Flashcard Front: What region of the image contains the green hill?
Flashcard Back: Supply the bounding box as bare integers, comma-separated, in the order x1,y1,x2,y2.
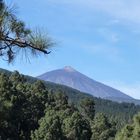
0,68,140,139
0,68,140,129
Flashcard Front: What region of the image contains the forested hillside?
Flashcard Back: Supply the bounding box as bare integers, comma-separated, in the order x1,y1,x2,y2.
0,70,140,139
1,68,140,128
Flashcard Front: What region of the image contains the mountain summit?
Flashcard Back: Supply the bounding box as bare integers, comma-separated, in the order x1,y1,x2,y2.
37,66,133,102
63,66,76,72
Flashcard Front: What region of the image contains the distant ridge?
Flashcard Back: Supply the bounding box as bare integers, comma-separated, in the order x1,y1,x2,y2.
37,66,134,103
0,67,140,105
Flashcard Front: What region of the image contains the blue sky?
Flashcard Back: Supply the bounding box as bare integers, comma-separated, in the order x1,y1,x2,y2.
1,0,140,99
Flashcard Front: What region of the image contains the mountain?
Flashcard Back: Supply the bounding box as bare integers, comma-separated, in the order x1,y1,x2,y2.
37,66,134,103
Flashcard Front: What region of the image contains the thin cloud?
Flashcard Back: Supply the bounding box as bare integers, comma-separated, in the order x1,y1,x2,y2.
48,0,140,24
81,44,121,62
97,28,120,43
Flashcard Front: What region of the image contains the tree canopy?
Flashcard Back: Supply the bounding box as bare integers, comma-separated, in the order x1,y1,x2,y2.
0,70,140,139
115,112,140,140
0,0,53,63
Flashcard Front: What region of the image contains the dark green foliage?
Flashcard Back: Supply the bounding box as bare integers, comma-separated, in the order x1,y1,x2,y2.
0,70,140,139
115,112,140,140
91,113,116,140
31,110,64,140
80,98,95,120
0,71,91,140
63,112,92,140
0,72,49,139
32,93,91,140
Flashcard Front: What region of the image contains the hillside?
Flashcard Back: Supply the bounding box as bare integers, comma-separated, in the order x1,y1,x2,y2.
0,68,140,129
0,70,120,139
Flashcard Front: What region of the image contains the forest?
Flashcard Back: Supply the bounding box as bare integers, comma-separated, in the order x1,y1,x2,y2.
0,70,140,140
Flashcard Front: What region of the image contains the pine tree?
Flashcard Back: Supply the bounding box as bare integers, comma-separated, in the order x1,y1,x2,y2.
80,98,95,120
63,112,92,140
0,0,53,63
91,113,116,140
115,112,140,140
31,110,65,140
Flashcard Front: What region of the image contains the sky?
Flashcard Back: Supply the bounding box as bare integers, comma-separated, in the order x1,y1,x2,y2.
1,0,140,99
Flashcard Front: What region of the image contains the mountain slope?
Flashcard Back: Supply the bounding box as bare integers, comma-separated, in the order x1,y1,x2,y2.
38,66,133,102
